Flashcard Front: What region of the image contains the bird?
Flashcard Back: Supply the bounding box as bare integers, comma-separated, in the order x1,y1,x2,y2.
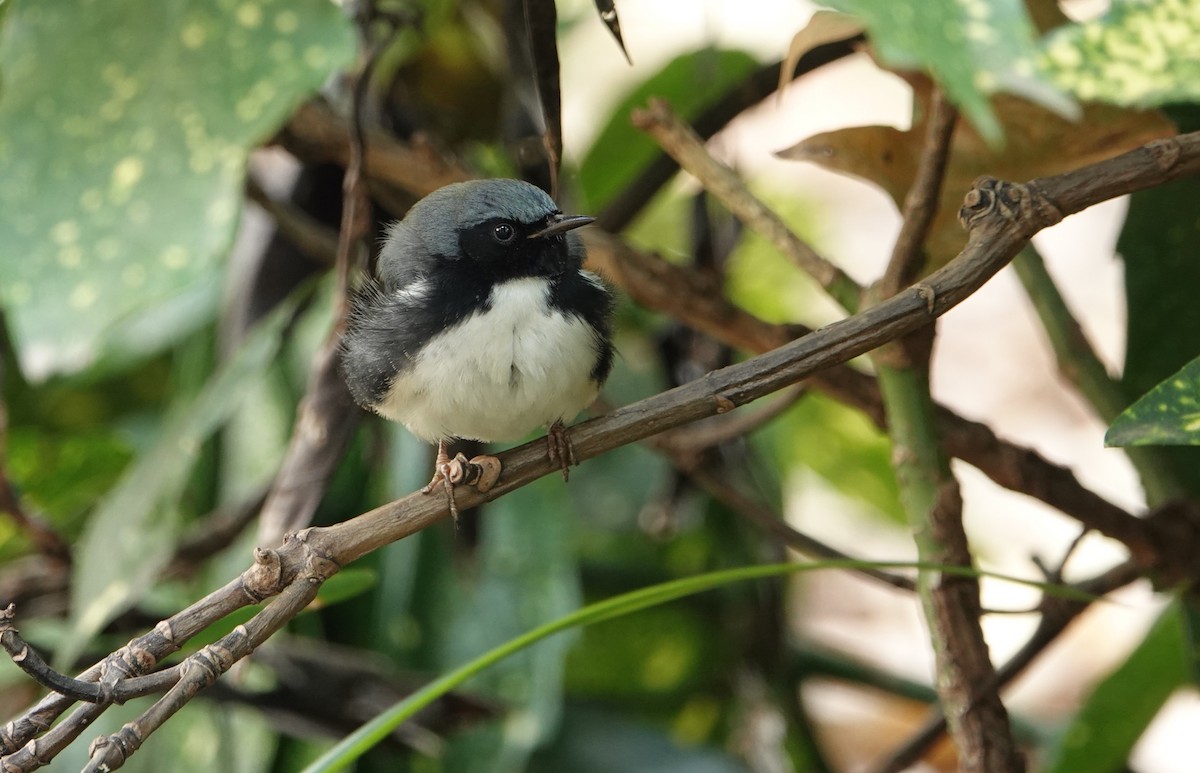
340,179,614,518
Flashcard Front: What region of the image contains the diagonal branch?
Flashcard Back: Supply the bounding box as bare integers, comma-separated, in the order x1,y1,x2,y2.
631,99,864,312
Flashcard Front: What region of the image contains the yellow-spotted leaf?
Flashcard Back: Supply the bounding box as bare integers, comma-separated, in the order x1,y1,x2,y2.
1039,0,1200,107
1107,355,1200,447
0,0,354,379
824,0,1074,145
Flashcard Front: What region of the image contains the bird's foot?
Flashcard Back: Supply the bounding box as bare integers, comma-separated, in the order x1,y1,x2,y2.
546,420,577,482
421,442,502,521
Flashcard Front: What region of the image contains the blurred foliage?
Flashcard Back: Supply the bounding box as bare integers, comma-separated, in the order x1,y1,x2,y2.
0,0,1197,771
0,0,354,378
1039,0,1200,107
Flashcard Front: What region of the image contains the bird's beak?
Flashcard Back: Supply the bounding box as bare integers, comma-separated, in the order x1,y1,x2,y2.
528,214,595,239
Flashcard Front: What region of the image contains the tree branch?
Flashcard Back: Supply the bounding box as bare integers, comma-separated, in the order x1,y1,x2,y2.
631,99,863,312
881,89,958,297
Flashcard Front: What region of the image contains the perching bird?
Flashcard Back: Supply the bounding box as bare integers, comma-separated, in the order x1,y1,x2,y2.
340,179,614,517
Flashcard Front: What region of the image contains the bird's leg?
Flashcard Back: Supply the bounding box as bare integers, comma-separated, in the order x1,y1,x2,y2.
422,439,468,520
421,440,503,521
546,419,576,481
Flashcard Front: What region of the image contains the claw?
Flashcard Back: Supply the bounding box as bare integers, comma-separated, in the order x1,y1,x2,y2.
420,442,503,521
546,420,576,481
421,441,470,520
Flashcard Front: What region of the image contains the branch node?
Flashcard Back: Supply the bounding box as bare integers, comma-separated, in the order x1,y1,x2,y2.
1147,137,1182,169
914,283,936,313
959,177,1064,236
153,620,176,646
243,547,284,601
714,394,736,414
86,724,142,772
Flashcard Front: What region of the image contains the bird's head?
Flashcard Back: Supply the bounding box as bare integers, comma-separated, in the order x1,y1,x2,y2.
378,179,593,288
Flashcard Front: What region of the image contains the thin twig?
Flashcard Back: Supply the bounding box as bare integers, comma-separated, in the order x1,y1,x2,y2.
598,37,863,232
874,86,1013,770
683,464,916,593
631,99,863,312
881,89,958,297
654,385,807,453
276,100,473,198
0,606,102,703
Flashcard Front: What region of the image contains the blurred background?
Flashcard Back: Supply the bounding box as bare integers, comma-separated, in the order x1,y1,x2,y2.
1,0,1197,770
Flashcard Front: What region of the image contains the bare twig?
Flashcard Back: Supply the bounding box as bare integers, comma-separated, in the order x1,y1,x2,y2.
875,85,1015,771
631,99,863,312
598,37,863,232
653,385,807,453
276,100,473,198
680,463,917,593
880,90,959,297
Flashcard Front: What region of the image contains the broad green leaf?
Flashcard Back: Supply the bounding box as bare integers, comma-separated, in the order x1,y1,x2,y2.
578,48,759,212
0,0,354,379
1044,599,1189,773
1107,355,1200,446
1039,0,1200,107
825,0,1075,144
61,295,301,668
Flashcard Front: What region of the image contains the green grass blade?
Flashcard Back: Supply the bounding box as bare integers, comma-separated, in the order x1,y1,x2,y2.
303,559,1094,772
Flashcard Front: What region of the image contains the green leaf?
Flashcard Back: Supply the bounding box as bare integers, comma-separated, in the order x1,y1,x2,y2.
577,48,759,212
61,294,301,668
1043,599,1189,773
1039,0,1200,107
1107,355,1200,446
825,0,1075,144
0,0,354,378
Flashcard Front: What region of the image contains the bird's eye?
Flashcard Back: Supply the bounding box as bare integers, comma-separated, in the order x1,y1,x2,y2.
492,222,516,244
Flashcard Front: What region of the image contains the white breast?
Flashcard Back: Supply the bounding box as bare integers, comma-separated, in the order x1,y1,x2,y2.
376,277,602,443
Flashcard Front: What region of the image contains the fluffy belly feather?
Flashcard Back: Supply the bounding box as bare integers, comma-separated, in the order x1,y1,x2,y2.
376,277,601,443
